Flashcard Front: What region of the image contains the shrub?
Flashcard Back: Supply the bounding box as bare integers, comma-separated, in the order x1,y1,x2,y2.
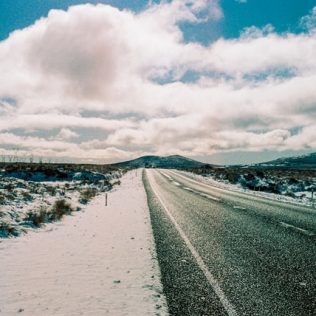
6,192,16,201
284,191,296,198
46,186,57,196
3,183,14,192
79,188,97,204
24,207,48,227
21,191,33,201
29,184,40,194
0,193,6,205
50,199,74,220
0,221,19,237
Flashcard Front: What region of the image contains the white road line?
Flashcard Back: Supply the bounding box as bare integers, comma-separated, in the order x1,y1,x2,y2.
199,192,220,202
233,206,246,210
184,187,195,192
161,171,220,201
161,172,172,180
183,187,220,202
147,171,238,316
167,170,223,191
279,222,315,236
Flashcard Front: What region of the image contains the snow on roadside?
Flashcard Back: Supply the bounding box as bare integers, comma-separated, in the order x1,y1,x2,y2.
177,170,316,208
0,170,168,316
0,170,120,237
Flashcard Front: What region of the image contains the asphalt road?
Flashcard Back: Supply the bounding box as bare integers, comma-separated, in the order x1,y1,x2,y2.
143,169,316,316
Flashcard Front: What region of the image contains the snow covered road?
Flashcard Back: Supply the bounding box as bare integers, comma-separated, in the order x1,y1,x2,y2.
0,170,168,316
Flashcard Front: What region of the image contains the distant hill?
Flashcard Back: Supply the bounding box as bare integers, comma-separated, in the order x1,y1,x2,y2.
112,155,208,169
258,152,316,169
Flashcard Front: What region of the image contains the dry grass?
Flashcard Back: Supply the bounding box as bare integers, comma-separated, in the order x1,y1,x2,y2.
24,207,49,227
0,221,19,237
50,199,74,220
79,188,98,204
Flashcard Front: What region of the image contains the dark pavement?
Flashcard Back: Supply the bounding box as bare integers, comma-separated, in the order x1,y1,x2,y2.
143,169,316,316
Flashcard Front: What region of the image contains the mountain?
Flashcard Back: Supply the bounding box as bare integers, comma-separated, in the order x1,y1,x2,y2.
258,152,316,169
112,155,208,169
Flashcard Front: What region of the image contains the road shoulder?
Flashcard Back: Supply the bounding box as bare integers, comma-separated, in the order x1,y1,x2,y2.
0,170,168,316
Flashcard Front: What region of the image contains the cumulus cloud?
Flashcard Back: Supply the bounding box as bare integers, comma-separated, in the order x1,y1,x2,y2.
300,6,316,32
56,128,79,140
0,2,316,162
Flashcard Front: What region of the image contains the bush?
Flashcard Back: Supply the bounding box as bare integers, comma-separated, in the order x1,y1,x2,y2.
50,199,74,220
0,221,19,237
46,186,57,196
284,191,296,198
0,193,6,205
79,188,97,204
3,183,14,192
21,191,33,201
24,207,48,227
6,192,16,201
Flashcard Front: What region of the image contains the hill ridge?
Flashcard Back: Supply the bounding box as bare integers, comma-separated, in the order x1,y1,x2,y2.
257,152,316,168
112,154,208,169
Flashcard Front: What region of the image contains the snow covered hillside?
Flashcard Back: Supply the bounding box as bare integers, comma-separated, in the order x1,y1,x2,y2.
0,167,122,238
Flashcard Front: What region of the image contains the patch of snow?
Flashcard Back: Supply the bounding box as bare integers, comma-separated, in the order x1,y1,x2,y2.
72,171,105,181
0,170,168,315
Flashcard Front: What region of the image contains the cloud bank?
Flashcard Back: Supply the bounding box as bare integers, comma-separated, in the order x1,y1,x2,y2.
0,1,316,163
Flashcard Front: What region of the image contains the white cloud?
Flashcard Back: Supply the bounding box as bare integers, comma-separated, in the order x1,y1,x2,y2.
300,6,316,32
56,128,78,140
0,2,316,162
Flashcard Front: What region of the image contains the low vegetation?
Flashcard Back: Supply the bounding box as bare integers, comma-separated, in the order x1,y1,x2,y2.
79,188,98,204
24,207,49,227
0,162,126,238
0,221,20,238
181,165,316,201
50,199,74,220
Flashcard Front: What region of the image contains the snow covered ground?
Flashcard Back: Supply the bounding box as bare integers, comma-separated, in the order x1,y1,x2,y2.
0,170,168,316
0,170,121,237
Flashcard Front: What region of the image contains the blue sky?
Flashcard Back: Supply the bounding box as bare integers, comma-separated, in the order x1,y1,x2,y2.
1,0,316,41
1,0,316,164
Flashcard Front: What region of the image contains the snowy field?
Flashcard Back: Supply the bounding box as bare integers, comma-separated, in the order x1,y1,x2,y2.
0,170,168,316
0,170,121,238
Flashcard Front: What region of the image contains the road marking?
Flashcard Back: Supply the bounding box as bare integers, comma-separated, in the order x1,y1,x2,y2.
161,172,219,199
167,169,222,191
184,187,195,192
279,222,315,236
148,171,238,316
199,192,220,202
183,186,220,201
233,206,246,210
160,172,172,180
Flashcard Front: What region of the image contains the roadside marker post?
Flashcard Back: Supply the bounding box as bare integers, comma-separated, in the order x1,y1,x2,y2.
105,193,108,206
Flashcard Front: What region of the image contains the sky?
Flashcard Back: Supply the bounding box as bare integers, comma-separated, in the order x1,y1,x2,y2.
1,0,316,164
